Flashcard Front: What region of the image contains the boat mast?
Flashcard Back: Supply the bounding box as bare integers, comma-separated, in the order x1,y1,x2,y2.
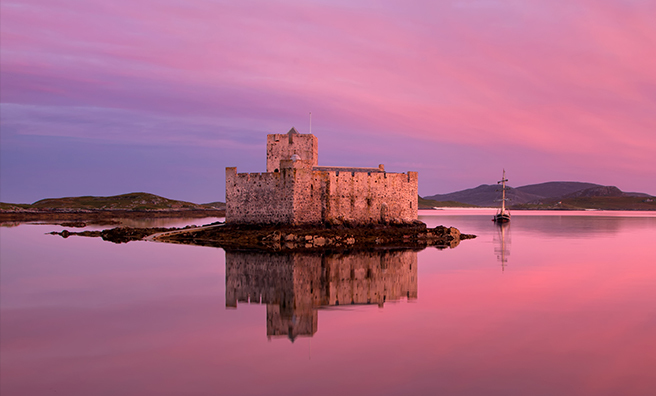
500,169,508,213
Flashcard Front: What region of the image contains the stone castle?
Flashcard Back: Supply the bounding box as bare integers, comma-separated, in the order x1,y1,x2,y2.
226,128,418,225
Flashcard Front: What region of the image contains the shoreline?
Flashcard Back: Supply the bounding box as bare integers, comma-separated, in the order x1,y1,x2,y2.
0,209,225,223
426,206,656,211
51,222,476,252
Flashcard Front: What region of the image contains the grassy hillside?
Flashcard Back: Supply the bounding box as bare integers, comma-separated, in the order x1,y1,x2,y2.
424,184,543,207
30,193,201,210
0,202,32,210
2,193,225,211
515,182,601,197
201,201,227,210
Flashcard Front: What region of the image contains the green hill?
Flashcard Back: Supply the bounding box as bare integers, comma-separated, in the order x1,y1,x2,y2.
0,202,32,211
2,193,225,212
201,201,227,210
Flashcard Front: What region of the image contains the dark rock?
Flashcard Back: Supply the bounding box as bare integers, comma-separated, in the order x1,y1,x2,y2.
49,222,476,251
159,223,476,252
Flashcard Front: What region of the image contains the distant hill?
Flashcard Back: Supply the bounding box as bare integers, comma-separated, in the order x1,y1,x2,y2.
515,182,601,197
560,186,623,199
623,191,652,197
1,193,225,212
0,202,31,211
201,201,227,210
424,182,655,210
424,184,544,207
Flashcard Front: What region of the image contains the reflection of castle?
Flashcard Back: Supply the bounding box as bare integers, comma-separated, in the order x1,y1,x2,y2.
225,250,418,341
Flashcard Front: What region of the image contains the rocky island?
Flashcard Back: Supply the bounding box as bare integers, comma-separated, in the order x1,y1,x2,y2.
51,221,475,251
49,128,476,251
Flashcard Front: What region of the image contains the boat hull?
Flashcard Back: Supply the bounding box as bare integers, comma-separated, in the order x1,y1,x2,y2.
493,213,511,223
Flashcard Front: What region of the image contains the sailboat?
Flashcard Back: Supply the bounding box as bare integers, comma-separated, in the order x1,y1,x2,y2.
493,170,511,223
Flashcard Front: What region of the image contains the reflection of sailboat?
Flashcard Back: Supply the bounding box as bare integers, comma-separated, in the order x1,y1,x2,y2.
493,169,511,223
225,250,417,342
493,222,511,271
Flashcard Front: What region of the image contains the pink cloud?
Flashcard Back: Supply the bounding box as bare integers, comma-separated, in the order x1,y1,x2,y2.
2,0,655,198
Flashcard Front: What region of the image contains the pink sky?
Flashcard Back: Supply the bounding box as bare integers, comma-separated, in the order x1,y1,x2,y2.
1,0,655,202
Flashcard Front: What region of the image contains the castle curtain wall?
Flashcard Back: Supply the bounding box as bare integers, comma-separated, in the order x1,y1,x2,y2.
318,170,418,225
225,167,295,224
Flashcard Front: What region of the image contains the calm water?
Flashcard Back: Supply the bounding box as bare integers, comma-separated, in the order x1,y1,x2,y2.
1,211,655,395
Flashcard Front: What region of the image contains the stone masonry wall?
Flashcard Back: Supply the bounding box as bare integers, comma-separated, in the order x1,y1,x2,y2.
226,167,418,225
225,167,295,224
315,170,418,225
266,130,318,172
288,160,323,225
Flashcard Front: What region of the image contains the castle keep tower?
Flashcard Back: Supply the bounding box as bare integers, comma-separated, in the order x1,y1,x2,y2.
226,128,418,225
266,127,318,172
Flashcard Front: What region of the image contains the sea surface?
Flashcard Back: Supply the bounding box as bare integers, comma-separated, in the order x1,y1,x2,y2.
1,211,655,395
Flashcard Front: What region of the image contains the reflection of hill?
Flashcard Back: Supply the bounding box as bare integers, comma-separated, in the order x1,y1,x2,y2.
506,215,656,238
225,250,417,341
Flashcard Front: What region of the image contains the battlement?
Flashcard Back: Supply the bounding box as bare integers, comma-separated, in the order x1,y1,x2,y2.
314,164,385,173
